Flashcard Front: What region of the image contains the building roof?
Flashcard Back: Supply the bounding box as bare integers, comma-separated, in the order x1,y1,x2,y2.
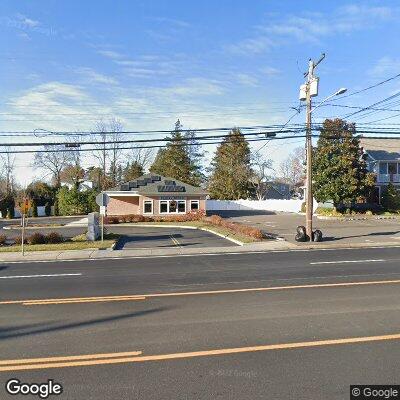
359,138,400,161
106,174,208,196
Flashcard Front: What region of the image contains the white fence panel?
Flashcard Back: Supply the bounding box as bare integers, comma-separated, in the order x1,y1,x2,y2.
206,199,315,213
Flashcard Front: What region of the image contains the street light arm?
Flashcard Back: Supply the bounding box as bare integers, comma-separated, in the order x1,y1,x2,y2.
309,88,347,114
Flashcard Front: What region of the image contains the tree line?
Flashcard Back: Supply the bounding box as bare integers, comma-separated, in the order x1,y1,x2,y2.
0,117,382,217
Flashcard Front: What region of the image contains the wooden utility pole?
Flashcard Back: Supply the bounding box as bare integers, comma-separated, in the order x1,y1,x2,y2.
304,54,325,240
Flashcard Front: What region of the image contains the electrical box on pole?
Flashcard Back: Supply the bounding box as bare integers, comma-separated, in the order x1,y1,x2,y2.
310,77,319,97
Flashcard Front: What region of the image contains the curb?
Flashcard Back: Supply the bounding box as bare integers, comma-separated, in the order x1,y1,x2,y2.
198,227,244,246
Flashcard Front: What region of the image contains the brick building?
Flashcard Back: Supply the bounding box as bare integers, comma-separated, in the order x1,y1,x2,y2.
103,174,207,216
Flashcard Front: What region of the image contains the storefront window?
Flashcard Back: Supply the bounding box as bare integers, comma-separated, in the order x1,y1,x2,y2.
160,201,168,213
144,201,153,214
169,200,177,213
159,199,187,214
190,200,199,211
178,200,186,213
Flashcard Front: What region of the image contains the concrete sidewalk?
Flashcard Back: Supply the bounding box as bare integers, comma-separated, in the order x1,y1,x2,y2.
1,239,400,262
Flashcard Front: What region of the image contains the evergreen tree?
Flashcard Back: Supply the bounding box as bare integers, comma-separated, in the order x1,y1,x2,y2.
382,182,400,211
208,128,252,199
313,118,375,208
150,120,201,185
123,161,144,181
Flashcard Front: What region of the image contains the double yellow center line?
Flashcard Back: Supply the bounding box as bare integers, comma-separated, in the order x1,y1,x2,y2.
2,278,400,306
2,333,400,372
0,351,142,372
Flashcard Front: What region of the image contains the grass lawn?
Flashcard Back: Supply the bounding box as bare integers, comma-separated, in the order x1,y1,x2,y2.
0,234,119,253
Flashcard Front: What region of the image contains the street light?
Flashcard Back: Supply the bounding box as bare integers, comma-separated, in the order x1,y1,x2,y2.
309,88,347,114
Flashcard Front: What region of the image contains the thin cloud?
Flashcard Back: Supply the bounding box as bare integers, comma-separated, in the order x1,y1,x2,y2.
368,57,400,78
75,67,119,85
228,4,396,55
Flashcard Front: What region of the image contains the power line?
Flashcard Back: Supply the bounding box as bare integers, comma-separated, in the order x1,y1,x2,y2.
0,129,304,148
330,72,400,102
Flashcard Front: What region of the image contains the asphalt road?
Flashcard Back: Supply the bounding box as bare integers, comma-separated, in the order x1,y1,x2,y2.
1,247,400,399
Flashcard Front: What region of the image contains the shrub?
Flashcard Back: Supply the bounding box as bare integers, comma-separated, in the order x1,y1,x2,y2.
27,232,46,245
45,232,64,244
0,234,6,245
71,233,87,242
203,215,263,239
14,236,27,245
105,216,119,224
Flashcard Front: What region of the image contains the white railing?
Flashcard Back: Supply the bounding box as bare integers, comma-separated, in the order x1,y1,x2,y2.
377,174,400,183
378,174,390,183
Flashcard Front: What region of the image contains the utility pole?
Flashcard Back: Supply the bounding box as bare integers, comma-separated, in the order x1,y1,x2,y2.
303,53,325,241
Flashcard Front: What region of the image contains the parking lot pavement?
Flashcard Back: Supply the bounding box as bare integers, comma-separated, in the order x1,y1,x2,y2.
213,211,400,245
111,226,237,250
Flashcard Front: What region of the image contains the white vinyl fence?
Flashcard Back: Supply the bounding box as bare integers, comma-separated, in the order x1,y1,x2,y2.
206,199,317,213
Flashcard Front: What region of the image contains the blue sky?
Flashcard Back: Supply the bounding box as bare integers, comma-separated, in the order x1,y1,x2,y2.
1,1,400,184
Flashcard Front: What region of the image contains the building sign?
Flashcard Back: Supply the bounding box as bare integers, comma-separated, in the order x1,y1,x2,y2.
160,196,185,200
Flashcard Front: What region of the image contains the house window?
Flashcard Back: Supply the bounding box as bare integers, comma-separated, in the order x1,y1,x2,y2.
388,163,398,175
143,200,153,214
190,200,199,211
160,201,168,213
379,162,388,174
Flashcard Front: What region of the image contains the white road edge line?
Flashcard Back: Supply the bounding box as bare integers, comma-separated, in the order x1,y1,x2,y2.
1,246,400,265
0,273,82,279
310,259,385,265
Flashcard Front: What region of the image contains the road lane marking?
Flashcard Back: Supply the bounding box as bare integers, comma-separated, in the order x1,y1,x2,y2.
0,351,142,366
1,333,400,372
23,296,146,305
2,279,400,306
310,259,386,265
0,273,82,279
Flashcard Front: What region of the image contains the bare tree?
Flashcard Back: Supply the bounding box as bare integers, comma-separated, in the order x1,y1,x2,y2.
34,145,72,188
0,148,16,195
108,118,124,186
250,152,274,200
92,118,124,189
125,147,154,172
279,146,305,187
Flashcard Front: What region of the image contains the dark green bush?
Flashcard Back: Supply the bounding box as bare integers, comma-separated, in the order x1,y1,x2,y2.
44,202,52,216
31,199,38,218
28,232,46,245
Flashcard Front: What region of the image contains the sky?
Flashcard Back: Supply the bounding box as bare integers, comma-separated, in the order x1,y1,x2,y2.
1,0,400,185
